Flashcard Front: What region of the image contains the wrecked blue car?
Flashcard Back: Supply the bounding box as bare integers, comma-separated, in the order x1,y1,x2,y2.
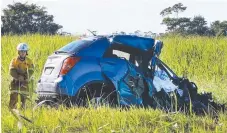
37,35,224,114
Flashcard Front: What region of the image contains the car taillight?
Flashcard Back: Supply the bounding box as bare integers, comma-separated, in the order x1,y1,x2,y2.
60,57,80,75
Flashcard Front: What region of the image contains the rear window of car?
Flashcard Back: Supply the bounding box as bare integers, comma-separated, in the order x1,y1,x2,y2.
56,40,94,54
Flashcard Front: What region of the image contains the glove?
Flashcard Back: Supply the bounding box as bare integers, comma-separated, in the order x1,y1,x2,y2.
17,69,26,75
18,75,25,81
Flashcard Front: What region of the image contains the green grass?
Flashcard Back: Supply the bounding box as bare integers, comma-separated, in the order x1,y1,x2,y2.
2,107,227,133
161,36,227,81
1,34,227,132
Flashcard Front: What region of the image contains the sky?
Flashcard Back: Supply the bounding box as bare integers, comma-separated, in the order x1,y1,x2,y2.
1,0,227,35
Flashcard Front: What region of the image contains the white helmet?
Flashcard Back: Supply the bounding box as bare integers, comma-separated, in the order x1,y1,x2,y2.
17,43,29,51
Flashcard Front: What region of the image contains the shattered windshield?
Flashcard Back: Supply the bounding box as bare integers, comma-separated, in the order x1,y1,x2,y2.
153,65,179,93
149,59,180,93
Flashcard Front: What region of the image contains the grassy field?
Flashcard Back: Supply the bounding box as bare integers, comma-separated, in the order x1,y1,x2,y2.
1,34,227,132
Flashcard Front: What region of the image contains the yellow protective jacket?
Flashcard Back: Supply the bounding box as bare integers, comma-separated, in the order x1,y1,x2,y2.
9,56,34,81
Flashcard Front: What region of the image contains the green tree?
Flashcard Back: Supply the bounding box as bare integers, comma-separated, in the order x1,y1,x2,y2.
210,21,227,36
160,3,190,34
160,3,215,36
162,17,190,33
160,7,172,17
172,3,187,18
1,2,62,35
162,17,178,32
220,21,227,30
188,16,209,35
160,3,187,18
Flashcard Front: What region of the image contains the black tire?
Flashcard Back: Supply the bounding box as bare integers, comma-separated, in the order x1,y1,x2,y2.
68,82,118,107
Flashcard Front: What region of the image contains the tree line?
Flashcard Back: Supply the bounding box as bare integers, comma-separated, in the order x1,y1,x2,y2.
1,2,62,35
160,3,227,36
1,2,226,36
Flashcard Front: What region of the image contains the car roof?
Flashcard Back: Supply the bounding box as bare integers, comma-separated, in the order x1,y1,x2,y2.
110,35,155,51
74,35,155,57
82,35,155,51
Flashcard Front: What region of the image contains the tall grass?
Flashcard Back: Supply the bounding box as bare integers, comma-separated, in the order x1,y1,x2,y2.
1,35,227,132
161,36,227,81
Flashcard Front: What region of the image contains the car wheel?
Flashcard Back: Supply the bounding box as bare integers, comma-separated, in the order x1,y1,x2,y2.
70,82,118,107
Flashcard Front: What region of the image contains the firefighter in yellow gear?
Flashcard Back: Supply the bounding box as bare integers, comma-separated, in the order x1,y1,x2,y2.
9,43,34,109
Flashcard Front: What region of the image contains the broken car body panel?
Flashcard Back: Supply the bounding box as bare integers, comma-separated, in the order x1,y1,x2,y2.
37,35,185,106
111,35,155,51
100,58,144,105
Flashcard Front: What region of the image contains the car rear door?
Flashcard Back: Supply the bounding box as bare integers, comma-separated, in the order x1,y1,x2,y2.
100,57,145,106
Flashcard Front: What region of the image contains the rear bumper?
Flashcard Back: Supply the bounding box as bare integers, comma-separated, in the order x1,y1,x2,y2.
36,81,71,103
36,82,59,102
37,81,76,96
36,92,73,106
37,75,78,97
37,82,58,94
